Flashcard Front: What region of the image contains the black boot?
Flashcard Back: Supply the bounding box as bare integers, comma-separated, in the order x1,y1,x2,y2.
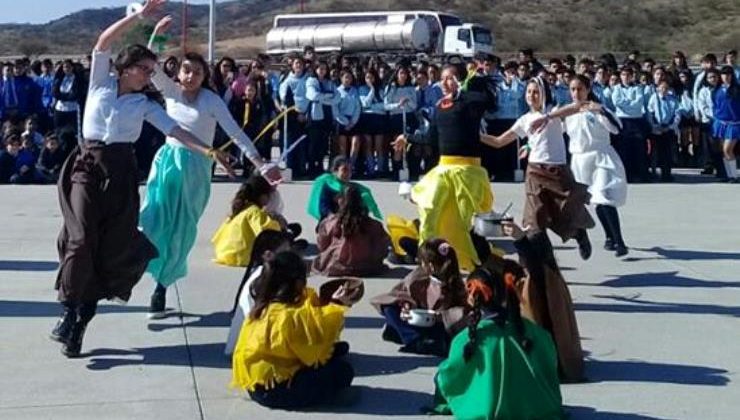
148,284,167,320
61,320,88,358
575,229,592,260
50,306,76,343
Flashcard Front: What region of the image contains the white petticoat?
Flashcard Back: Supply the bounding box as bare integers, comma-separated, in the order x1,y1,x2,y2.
570,147,627,207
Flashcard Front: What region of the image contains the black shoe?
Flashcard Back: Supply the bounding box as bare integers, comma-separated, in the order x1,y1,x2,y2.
615,245,629,257
287,222,302,239
50,308,76,343
399,237,419,260
576,231,592,260
148,291,167,320
400,338,447,357
333,341,350,357
701,167,714,175
603,238,616,251
61,321,88,358
381,324,404,345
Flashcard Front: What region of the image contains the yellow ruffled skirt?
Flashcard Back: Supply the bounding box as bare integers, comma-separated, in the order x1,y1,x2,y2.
411,156,494,271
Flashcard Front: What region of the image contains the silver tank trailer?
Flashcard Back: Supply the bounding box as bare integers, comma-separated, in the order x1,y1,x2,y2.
266,19,431,55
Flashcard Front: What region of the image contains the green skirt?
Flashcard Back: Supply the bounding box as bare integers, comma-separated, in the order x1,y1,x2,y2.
140,142,212,287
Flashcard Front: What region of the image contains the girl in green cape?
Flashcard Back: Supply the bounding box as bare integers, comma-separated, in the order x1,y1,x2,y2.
432,263,564,419
307,156,382,223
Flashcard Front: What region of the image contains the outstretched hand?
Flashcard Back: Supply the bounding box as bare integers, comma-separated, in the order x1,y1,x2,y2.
140,0,167,18
153,15,173,34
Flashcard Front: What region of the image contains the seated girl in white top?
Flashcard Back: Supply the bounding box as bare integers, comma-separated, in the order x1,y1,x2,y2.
481,77,595,261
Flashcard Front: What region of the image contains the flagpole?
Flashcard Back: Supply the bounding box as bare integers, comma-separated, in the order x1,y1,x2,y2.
208,0,216,63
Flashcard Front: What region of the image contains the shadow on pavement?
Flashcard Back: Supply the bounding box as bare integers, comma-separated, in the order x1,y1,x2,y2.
566,406,672,419
575,294,740,317
86,342,230,370
348,352,439,377
586,359,729,386
0,260,59,271
308,385,432,416
0,300,148,317
147,311,231,331
625,247,740,262
570,271,740,289
344,316,385,329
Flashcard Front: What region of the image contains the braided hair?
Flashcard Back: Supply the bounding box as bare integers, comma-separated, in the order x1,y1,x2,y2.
462,260,531,363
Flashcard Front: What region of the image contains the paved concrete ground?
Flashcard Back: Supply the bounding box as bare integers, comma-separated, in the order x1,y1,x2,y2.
1,170,738,419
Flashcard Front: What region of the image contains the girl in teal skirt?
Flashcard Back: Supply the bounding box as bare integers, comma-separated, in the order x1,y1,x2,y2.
140,17,281,319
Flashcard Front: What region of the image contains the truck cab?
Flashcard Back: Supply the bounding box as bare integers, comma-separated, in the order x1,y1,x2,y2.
442,24,494,57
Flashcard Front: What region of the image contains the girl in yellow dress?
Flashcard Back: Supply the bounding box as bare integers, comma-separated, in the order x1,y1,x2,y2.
231,251,357,409
211,175,280,267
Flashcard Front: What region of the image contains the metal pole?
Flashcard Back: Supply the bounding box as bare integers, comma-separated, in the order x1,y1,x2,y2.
208,0,216,64
182,0,188,54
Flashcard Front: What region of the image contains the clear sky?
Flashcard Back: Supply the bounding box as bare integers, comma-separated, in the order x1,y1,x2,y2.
0,1,212,24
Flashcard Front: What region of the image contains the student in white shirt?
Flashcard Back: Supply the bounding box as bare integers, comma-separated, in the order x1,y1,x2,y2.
481,77,595,261
140,15,282,320
560,75,628,257
53,0,232,358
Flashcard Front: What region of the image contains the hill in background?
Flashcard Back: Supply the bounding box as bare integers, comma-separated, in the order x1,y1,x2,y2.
0,0,737,61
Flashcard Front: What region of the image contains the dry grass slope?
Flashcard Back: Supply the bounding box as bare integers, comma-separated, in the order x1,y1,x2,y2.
0,0,737,59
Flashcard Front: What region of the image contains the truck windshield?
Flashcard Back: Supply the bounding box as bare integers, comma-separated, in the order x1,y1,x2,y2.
473,28,493,45
439,14,462,29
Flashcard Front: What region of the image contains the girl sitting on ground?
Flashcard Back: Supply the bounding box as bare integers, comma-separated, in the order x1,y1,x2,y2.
211,175,281,267
371,239,467,357
313,185,391,276
430,266,564,419
224,230,293,357
307,156,382,225
231,251,357,409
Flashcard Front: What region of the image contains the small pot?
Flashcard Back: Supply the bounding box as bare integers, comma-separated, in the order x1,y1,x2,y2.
473,212,513,238
407,309,438,327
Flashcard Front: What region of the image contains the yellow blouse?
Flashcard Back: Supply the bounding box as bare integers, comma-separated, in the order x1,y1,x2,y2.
231,288,347,391
211,205,281,267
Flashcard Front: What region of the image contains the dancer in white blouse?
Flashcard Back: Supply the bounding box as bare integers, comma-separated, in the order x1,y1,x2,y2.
562,75,628,256
52,0,232,357
482,78,595,260
140,16,281,319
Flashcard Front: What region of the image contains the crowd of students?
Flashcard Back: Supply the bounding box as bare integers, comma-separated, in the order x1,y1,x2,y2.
36,2,739,417
3,47,739,184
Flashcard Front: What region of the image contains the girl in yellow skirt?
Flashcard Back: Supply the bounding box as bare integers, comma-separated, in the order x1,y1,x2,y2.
231,251,357,409
392,65,497,271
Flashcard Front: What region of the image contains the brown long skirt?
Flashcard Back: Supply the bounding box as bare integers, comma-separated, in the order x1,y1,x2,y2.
523,163,595,241
55,142,158,304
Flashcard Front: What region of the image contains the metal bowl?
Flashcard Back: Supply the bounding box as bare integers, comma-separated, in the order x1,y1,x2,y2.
473,212,512,238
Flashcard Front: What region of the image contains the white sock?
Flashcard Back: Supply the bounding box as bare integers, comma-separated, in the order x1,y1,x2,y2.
724,159,738,179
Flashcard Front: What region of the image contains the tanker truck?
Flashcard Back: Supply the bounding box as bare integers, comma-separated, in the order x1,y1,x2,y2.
265,10,494,59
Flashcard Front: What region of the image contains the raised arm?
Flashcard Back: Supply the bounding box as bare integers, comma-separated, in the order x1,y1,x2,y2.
147,15,179,98
94,0,165,52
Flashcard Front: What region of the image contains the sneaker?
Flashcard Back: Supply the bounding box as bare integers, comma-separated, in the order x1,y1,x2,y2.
148,291,167,320
615,245,629,257
400,338,447,357
603,238,616,251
